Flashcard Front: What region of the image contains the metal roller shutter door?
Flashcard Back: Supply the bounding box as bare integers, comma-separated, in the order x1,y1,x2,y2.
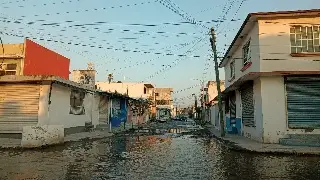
230,91,236,118
0,84,40,133
286,76,320,128
240,82,255,127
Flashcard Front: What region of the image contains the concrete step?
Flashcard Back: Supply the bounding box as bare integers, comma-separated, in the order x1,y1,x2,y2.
279,134,320,147
96,124,110,130
289,134,320,141
279,138,320,147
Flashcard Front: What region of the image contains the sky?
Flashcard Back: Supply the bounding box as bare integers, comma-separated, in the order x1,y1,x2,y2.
0,0,319,107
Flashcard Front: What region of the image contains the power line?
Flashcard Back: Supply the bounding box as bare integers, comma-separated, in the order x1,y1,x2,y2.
173,83,202,94
2,1,155,16
0,16,242,28
0,18,205,39
158,0,209,31
1,0,79,6
1,13,207,74
2,31,203,58
216,0,238,29
217,0,247,34
143,37,208,81
114,37,204,71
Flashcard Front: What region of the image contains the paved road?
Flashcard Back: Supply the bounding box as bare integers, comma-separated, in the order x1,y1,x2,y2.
0,120,320,180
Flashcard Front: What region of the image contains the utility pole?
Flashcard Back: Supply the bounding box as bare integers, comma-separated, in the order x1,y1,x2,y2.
201,80,205,124
210,27,225,137
192,93,198,119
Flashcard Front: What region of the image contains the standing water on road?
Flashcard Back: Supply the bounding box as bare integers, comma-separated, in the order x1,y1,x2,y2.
1,121,320,180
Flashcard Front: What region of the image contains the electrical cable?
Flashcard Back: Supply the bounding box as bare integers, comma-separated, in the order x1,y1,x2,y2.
2,1,156,16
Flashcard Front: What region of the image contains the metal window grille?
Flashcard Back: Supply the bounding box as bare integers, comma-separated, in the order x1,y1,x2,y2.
230,61,235,78
290,25,320,53
242,39,251,65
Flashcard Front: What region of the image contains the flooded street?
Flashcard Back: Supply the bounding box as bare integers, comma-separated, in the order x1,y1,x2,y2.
1,120,320,180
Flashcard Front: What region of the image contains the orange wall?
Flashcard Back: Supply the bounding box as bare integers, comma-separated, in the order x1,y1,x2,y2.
23,39,70,79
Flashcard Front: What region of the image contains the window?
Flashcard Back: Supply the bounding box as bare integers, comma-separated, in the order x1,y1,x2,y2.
0,63,17,76
290,25,320,53
70,90,85,107
242,39,251,66
230,61,235,79
156,100,169,105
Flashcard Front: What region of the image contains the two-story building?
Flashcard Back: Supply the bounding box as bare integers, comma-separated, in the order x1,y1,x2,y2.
0,38,70,79
154,88,174,119
204,81,225,105
219,9,320,145
204,81,225,123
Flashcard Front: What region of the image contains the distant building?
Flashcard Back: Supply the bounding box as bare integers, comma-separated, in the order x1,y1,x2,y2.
96,82,154,99
0,38,70,79
154,88,174,118
154,88,173,105
72,70,96,88
204,81,225,105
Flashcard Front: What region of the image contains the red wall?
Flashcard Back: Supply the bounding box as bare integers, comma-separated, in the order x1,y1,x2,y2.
23,39,70,79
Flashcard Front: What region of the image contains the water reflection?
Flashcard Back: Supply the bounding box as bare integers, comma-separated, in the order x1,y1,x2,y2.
0,134,320,180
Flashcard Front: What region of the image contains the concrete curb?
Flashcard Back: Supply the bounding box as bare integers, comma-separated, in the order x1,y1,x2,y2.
0,131,114,150
202,127,320,156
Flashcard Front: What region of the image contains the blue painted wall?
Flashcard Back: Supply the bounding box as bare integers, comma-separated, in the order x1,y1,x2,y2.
111,98,128,128
226,117,242,135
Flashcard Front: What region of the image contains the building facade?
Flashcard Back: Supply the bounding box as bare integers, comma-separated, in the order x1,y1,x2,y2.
218,9,320,144
204,81,225,104
0,75,98,135
96,82,154,99
0,38,70,79
72,69,96,88
204,81,225,123
0,75,150,147
154,88,174,118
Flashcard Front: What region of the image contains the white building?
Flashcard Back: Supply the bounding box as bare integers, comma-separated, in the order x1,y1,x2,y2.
0,75,104,147
217,9,320,144
96,82,154,99
205,81,225,104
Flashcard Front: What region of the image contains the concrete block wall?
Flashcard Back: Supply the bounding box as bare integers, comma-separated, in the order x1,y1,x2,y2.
21,125,64,148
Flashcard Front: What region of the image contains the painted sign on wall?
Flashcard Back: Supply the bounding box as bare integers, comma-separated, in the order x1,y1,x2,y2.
69,90,85,115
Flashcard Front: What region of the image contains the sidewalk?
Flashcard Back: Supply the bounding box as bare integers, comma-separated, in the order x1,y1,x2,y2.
205,125,320,156
0,130,113,149
64,130,113,143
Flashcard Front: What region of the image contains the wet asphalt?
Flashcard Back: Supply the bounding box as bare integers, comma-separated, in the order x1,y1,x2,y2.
0,119,320,180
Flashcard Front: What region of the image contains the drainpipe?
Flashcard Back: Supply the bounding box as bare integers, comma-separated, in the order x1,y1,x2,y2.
46,81,54,125
48,82,54,108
